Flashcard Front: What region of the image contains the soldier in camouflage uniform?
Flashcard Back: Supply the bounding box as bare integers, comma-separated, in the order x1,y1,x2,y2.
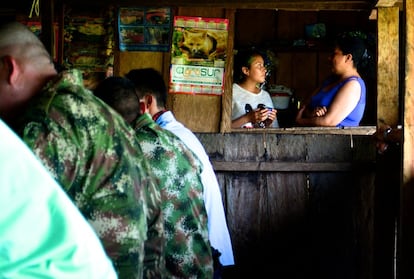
0,22,165,279
94,77,214,279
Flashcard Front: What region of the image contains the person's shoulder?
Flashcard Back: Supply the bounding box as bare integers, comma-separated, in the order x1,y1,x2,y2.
158,125,182,142
260,88,271,95
167,122,209,156
338,77,365,99
232,83,245,94
140,121,180,150
354,76,366,86
343,76,364,88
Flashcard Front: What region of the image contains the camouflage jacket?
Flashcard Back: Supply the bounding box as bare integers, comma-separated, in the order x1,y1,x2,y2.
18,69,163,279
132,113,213,279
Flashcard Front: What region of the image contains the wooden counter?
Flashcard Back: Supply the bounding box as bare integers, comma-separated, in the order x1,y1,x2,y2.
196,131,379,279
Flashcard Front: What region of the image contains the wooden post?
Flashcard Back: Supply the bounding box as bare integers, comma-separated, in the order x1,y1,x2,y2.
40,0,55,59
375,5,400,279
401,0,414,278
403,0,414,178
221,8,235,133
377,7,400,127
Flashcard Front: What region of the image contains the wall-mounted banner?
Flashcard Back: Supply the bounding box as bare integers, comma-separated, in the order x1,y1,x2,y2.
170,16,228,95
118,7,171,52
170,65,225,94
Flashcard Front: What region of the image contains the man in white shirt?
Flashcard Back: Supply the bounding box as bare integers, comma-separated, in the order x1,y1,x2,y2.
126,68,235,273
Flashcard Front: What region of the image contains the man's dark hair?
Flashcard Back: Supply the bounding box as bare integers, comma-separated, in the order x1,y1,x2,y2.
93,76,140,124
125,68,167,108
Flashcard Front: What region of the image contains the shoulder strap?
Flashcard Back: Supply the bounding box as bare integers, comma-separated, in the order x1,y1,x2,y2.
339,76,360,88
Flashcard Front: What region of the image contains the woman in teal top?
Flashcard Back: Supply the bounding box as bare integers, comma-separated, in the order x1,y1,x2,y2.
296,32,370,127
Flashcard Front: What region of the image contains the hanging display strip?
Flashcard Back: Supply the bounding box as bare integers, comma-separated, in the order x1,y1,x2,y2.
118,7,171,52
170,16,228,95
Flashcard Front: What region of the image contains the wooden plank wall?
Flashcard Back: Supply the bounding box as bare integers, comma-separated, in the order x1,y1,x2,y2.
196,132,376,279
272,11,320,101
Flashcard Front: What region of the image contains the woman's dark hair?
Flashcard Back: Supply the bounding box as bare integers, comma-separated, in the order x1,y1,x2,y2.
233,48,266,84
335,31,371,70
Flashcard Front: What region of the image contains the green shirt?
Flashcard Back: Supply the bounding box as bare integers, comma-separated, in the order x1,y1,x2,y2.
18,69,162,279
0,119,117,279
132,113,213,279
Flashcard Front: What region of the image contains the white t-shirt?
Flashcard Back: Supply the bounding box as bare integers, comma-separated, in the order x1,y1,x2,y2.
232,83,279,128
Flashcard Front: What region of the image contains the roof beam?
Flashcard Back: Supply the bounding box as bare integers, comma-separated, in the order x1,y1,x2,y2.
375,0,403,8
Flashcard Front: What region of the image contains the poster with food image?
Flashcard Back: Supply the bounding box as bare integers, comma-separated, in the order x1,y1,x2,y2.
118,7,171,51
64,16,109,72
170,16,228,95
63,7,115,90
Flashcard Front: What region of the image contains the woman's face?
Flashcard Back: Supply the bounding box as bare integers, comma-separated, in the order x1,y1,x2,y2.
329,47,348,75
244,55,267,84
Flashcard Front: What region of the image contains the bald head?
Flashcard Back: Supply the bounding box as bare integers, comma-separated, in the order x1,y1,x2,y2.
0,21,52,65
0,21,56,125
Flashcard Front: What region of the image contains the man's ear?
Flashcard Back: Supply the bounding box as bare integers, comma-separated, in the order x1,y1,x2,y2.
146,94,153,107
139,101,146,114
2,55,18,85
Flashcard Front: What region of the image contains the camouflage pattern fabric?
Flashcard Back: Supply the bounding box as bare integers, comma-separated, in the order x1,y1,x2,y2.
142,171,166,278
18,69,163,279
132,112,213,279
